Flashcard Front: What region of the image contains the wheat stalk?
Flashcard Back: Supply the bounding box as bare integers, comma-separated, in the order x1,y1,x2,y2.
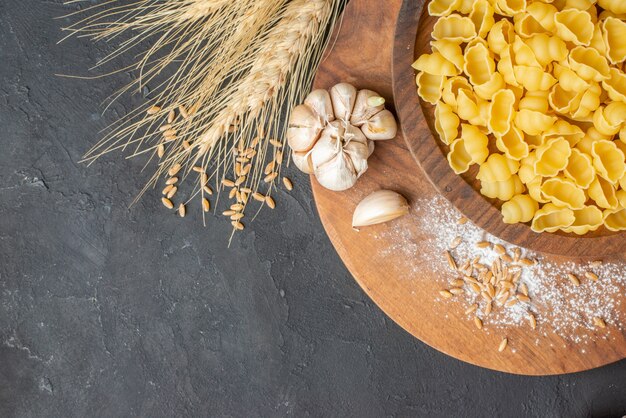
61,0,345,232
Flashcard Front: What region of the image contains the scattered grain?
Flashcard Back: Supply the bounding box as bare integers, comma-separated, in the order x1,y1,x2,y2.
474,316,483,330
450,236,462,249
166,177,178,185
147,105,161,115
567,273,581,287
231,221,244,231
168,163,182,176
465,304,478,315
202,198,210,212
444,251,457,270
265,196,276,209
439,290,453,299
166,186,178,199
476,241,491,249
264,172,278,183
498,338,508,352
222,179,236,188
585,272,599,282
593,317,607,329
178,203,186,217
161,197,174,209
283,177,293,191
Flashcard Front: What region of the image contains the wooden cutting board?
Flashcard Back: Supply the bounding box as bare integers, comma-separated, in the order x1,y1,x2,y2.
311,0,626,375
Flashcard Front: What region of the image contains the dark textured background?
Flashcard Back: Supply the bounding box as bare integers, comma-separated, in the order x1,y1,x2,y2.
1,1,625,417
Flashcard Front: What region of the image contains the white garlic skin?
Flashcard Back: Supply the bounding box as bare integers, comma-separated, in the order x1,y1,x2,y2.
350,89,385,126
330,83,357,121
305,89,335,124
314,152,359,191
352,190,409,227
292,150,314,174
287,104,324,152
360,109,397,140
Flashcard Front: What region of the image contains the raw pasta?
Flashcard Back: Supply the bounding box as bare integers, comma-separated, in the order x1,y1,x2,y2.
414,0,626,234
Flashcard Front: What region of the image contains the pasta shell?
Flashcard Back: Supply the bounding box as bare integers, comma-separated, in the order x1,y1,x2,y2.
540,177,586,209
496,126,529,160
519,90,549,113
488,89,516,136
501,194,539,223
542,120,585,147
480,175,524,201
591,140,626,184
464,43,496,86
441,76,472,109
555,9,594,46
526,2,557,32
461,124,489,164
534,137,571,177
592,105,624,136
470,0,496,38
519,153,538,184
416,72,446,105
495,0,527,17
602,17,626,65
515,109,557,136
428,0,463,16
514,66,557,91
512,36,541,68
474,72,505,100
487,20,516,55
447,138,473,174
524,34,568,68
477,153,520,183
588,176,619,209
431,39,465,72
577,127,611,154
565,148,596,189
589,23,607,56
432,14,477,42
602,68,626,104
549,84,582,115
531,203,575,233
527,176,548,203
553,63,590,92
566,206,604,235
598,0,626,14
604,208,626,231
568,47,610,82
412,52,460,77
434,102,460,145
514,13,545,38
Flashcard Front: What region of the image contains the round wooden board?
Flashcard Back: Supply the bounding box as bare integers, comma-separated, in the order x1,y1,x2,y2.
311,0,626,375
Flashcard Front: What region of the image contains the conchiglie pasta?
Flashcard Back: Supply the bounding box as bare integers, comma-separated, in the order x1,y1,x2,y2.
603,208,626,231
591,140,626,183
534,137,572,176
501,194,539,223
460,124,489,164
477,153,520,183
435,101,460,145
412,52,459,77
415,0,626,234
568,47,611,82
470,0,496,38
602,17,626,64
524,34,568,68
588,176,619,208
540,177,587,209
416,72,445,105
515,109,557,135
496,126,530,160
447,137,473,174
480,175,524,200
488,89,516,136
554,9,594,46
464,43,495,86
526,2,558,33
514,66,557,91
432,14,477,42
531,203,576,233
431,39,465,72
428,0,462,17
565,206,604,234
441,77,472,109
487,20,516,55
602,68,626,104
598,0,626,16
565,148,596,188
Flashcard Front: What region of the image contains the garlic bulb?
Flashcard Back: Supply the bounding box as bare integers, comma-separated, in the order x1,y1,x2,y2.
311,122,370,191
288,82,398,191
352,190,409,227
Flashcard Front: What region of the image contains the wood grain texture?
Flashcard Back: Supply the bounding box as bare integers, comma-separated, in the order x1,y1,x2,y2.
393,2,626,258
311,0,626,374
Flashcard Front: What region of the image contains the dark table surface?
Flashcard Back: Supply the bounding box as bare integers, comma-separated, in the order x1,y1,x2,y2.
1,1,625,417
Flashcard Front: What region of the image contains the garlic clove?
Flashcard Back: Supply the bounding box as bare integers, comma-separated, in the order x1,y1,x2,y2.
350,89,385,126
352,190,410,227
305,89,335,124
310,121,341,170
287,104,324,152
360,109,398,141
314,151,358,191
330,83,357,121
343,125,369,177
367,139,375,157
292,150,314,174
